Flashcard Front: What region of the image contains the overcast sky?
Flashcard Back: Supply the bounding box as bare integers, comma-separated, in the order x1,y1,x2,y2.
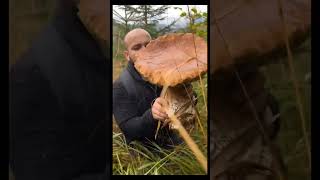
113,5,207,27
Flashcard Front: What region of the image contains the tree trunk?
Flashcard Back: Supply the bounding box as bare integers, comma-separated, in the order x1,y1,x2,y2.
144,5,148,28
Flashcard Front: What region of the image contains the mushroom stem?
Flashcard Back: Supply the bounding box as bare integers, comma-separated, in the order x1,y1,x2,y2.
154,85,208,173
154,85,169,140
160,85,169,97
168,112,208,173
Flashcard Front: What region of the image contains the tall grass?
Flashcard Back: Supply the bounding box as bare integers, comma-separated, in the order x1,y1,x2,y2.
263,37,311,180
113,119,207,175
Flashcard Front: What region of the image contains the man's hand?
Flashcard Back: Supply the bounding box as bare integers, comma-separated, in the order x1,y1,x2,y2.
152,97,168,122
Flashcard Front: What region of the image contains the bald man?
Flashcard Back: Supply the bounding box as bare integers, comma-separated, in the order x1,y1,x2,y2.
123,29,169,122
113,29,191,149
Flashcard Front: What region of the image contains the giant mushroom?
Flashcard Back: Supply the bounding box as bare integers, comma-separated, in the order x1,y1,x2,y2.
131,33,208,173
210,0,310,179
211,0,311,75
77,0,110,52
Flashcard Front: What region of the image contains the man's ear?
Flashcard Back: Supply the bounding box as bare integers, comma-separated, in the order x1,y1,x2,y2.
124,51,129,61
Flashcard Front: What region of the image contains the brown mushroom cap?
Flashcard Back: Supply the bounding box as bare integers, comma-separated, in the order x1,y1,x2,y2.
132,33,208,87
211,0,311,75
77,0,110,42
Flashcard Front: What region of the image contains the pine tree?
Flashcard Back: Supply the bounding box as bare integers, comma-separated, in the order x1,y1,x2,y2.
113,5,138,34
133,5,170,37
113,5,178,38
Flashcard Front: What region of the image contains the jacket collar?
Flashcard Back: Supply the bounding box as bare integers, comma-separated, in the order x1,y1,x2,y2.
126,60,162,94
126,61,144,82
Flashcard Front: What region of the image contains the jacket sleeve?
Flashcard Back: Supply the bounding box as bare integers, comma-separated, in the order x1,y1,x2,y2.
112,81,157,143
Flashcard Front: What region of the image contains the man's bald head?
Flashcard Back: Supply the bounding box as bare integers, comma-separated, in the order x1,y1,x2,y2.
124,28,151,50
123,28,151,62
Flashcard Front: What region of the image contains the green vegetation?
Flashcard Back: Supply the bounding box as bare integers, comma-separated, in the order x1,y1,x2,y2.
263,37,311,180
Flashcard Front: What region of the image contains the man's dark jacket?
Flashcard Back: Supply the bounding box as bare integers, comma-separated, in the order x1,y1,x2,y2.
9,7,110,180
113,61,181,148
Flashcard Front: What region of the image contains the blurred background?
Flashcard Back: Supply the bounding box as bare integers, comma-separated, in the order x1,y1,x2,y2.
262,37,311,180
9,1,55,178
9,0,55,66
